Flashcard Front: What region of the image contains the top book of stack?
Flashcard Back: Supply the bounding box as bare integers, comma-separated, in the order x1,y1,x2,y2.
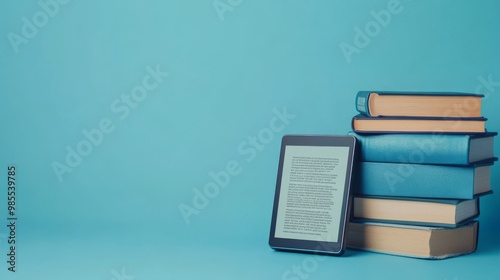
353,91,487,134
356,91,483,118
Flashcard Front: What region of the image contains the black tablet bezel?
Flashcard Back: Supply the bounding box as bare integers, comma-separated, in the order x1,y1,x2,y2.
268,135,357,256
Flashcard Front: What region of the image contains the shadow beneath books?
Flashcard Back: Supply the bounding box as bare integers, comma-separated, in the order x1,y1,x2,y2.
476,230,500,254
342,249,360,257
272,248,361,258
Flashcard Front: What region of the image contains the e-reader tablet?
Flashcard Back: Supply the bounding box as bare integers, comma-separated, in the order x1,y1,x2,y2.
269,135,357,255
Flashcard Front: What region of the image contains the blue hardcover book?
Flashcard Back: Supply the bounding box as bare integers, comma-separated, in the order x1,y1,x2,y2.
353,161,494,199
355,91,483,117
349,131,497,165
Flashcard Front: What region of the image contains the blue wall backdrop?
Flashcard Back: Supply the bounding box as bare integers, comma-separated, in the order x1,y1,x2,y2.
1,0,499,279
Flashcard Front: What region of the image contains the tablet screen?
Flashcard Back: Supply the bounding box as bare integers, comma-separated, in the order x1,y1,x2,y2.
269,135,356,255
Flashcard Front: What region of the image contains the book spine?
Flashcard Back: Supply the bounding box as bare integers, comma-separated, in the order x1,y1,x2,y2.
354,162,476,199
350,132,471,165
355,91,372,116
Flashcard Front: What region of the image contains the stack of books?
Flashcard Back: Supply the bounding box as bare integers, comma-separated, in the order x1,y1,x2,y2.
347,91,497,259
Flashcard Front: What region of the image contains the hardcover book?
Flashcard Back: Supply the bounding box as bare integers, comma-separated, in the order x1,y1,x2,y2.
356,91,483,118
347,221,479,259
353,161,493,199
349,131,497,165
352,196,479,227
352,114,487,134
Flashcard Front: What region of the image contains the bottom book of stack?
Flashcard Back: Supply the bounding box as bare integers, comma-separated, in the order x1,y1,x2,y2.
347,221,478,259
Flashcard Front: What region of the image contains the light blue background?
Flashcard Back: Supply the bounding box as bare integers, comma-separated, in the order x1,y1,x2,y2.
1,0,499,279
